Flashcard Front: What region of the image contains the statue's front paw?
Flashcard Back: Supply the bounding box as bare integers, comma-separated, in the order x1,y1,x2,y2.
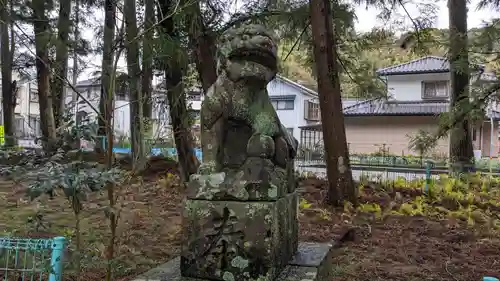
247,134,275,158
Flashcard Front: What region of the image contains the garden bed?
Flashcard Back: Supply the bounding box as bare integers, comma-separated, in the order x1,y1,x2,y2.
0,169,499,281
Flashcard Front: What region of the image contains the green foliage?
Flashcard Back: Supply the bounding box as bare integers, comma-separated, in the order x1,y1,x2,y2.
0,107,127,214
407,129,438,157
299,197,312,210
353,172,500,229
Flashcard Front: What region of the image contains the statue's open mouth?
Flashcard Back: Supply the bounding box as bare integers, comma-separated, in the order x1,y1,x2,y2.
228,47,277,70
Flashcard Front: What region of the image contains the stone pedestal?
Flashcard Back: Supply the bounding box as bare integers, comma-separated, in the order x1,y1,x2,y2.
131,242,335,281
180,169,298,281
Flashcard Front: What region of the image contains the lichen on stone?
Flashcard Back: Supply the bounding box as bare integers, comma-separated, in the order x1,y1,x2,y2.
184,200,211,217
222,271,235,281
267,184,278,199
230,256,249,269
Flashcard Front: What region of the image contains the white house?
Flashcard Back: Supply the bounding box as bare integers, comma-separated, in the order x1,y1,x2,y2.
267,75,321,141
0,72,41,145
68,75,327,144
301,56,500,157
67,78,203,139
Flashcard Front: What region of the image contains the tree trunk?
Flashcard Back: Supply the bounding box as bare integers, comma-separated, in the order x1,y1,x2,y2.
141,0,154,122
32,0,57,150
1,0,16,147
309,0,356,206
125,0,145,169
71,0,81,149
448,0,474,173
158,0,200,182
53,0,71,129
188,1,217,92
97,0,116,153
72,0,79,92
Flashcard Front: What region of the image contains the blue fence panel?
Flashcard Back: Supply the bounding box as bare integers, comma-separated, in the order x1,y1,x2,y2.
0,236,65,281
113,147,203,160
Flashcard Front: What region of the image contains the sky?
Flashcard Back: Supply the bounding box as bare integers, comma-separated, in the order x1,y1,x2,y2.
354,0,497,32
77,0,498,80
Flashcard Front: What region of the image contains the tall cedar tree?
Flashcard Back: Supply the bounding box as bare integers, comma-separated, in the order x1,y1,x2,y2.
124,0,145,169
309,0,356,206
52,0,71,129
32,0,57,150
188,1,217,92
1,0,16,146
448,0,474,172
158,0,200,182
97,0,116,152
142,0,154,120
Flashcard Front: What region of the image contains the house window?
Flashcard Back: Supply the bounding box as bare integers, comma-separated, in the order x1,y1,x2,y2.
271,100,294,110
116,93,127,101
14,115,24,137
29,89,38,102
28,115,41,137
304,100,320,121
187,92,202,101
472,128,477,141
422,81,449,99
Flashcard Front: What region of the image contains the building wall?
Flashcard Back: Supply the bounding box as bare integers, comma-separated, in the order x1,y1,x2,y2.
3,75,42,138
68,77,319,143
66,85,170,138
479,122,499,157
385,73,450,101
267,77,317,142
344,116,450,156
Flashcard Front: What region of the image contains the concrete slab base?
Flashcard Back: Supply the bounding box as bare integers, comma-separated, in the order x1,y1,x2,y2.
131,242,335,281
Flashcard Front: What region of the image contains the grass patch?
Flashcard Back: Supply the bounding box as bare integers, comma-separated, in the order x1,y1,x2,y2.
0,172,183,280
1,167,499,281
298,174,500,281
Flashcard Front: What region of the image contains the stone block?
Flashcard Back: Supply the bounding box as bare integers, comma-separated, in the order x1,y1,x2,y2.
283,242,335,281
186,157,289,201
131,242,335,281
180,193,298,281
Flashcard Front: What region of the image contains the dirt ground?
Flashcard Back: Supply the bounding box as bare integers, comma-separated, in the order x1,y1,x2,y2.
0,160,499,281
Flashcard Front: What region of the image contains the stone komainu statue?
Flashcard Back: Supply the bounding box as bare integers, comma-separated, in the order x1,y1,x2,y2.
196,24,298,198
182,24,300,281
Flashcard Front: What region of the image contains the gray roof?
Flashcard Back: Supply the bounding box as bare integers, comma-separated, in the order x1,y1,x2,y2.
300,99,500,130
344,99,448,115
376,56,450,75
76,77,100,87
376,56,497,79
342,100,361,108
274,75,318,96
343,98,500,119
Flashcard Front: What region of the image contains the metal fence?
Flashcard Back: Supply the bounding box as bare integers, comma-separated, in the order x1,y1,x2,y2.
0,237,65,281
295,147,500,183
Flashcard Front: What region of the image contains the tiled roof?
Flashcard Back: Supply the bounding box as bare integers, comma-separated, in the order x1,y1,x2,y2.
76,77,101,87
376,56,449,75
343,99,500,120
299,99,500,130
342,100,362,108
344,99,448,115
376,56,497,78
